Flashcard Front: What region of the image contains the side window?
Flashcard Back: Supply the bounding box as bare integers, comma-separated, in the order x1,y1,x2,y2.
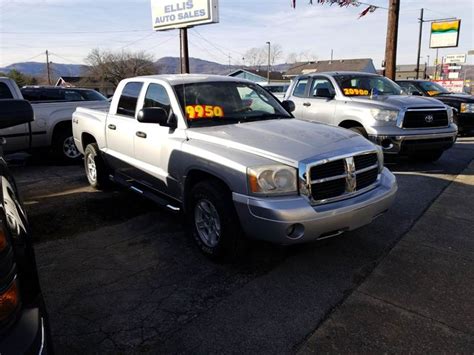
143,83,171,116
117,82,143,118
64,90,84,101
293,78,309,97
310,78,334,96
41,89,65,101
0,83,14,99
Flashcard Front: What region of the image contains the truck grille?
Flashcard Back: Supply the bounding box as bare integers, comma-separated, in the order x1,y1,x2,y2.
309,152,379,204
402,109,448,129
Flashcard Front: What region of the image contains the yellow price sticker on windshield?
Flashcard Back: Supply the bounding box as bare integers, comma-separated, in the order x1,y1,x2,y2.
427,90,440,96
186,105,224,120
343,88,369,96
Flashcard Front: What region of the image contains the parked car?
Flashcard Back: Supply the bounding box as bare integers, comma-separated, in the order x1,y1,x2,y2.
0,78,110,161
259,82,290,100
284,72,458,162
0,99,52,353
396,79,474,135
73,74,397,260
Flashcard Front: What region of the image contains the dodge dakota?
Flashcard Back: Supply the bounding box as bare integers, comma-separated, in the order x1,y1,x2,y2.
72,74,397,259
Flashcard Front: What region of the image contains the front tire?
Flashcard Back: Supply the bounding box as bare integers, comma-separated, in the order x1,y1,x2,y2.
188,180,244,261
348,126,368,138
84,143,110,189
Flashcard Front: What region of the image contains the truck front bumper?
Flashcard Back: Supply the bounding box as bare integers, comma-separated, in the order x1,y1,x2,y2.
233,168,397,245
368,127,457,154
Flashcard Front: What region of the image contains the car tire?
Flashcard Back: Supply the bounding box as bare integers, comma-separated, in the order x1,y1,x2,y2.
188,180,245,261
84,143,110,190
53,127,82,162
348,126,368,138
410,150,444,162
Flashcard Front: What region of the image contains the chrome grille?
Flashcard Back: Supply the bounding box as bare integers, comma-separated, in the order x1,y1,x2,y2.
307,152,380,204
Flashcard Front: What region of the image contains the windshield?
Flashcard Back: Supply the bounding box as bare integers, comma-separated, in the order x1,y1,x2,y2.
418,81,450,96
334,74,402,96
174,81,292,127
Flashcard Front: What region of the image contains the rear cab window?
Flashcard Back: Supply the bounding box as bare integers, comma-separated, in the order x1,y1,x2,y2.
117,82,144,118
0,83,14,99
310,77,335,97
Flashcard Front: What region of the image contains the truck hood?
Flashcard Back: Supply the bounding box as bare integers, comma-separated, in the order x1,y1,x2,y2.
185,119,375,167
431,93,474,103
349,95,446,109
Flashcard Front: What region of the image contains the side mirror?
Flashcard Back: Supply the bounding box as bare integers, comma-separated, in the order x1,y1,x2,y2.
0,100,34,129
281,100,296,113
314,88,334,99
137,107,176,128
411,91,423,96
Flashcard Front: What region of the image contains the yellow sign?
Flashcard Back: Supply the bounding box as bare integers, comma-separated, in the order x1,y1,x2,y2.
186,105,224,119
343,88,369,96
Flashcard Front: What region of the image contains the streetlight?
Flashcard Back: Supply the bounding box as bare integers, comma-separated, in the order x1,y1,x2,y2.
266,41,271,84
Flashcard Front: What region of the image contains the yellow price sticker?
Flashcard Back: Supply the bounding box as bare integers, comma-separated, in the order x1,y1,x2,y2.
343,88,370,96
186,105,224,120
427,90,440,96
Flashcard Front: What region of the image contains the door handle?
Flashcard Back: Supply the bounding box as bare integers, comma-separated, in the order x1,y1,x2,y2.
136,131,147,139
303,102,311,107
108,124,116,130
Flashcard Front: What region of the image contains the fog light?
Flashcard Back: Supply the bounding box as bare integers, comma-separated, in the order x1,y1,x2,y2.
0,279,20,322
286,223,304,239
381,139,393,150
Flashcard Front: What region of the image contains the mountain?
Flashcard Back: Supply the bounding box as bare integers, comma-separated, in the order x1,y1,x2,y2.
1,57,293,78
0,62,86,77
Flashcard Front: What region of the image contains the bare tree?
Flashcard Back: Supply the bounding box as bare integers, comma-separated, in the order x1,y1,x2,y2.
85,49,157,87
270,44,283,66
244,44,284,69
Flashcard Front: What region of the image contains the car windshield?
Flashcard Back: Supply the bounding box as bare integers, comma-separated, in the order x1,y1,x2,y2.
334,74,402,97
418,81,450,96
174,81,292,127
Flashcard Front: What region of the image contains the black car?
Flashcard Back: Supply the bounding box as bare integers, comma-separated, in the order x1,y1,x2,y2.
0,100,52,354
397,80,474,134
20,86,107,103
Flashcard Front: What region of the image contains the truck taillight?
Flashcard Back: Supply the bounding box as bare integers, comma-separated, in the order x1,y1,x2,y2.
0,228,8,252
0,279,20,322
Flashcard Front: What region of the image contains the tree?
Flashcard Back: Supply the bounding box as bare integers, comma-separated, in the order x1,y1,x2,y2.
1,69,38,87
85,49,157,87
244,44,284,69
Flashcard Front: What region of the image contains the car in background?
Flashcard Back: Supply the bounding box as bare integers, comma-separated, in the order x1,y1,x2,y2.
0,78,110,162
0,99,52,354
397,80,474,135
259,82,290,100
285,72,458,162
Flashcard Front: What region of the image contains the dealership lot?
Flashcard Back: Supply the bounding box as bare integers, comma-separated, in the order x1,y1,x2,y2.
9,137,474,353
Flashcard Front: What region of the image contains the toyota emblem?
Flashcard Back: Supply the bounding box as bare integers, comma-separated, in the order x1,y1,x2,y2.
425,114,434,123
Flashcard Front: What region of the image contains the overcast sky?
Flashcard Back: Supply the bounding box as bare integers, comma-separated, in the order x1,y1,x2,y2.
0,0,472,68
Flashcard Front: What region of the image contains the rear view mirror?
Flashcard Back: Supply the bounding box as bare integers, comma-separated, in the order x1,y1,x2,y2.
281,100,296,113
411,91,423,96
0,100,34,129
138,107,176,128
314,88,334,99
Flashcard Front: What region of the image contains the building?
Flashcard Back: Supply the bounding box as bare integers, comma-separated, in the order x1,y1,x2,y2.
55,76,115,97
394,64,428,80
228,69,286,83
284,58,377,78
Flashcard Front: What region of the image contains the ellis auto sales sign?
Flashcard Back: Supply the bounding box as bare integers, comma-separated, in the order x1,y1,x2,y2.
151,0,219,31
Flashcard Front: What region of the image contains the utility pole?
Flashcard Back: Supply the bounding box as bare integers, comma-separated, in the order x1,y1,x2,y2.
330,49,334,63
179,28,190,74
415,8,424,79
45,50,51,85
384,0,400,80
266,41,271,84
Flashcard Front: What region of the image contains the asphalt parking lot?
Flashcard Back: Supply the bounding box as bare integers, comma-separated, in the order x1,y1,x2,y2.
9,137,474,353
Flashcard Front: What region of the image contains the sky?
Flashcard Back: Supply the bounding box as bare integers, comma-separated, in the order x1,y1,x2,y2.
0,0,472,68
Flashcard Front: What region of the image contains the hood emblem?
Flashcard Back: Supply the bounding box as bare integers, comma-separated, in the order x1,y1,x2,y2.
425,114,434,123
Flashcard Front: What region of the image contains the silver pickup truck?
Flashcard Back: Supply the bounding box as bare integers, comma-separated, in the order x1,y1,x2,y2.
72,74,397,259
285,72,458,162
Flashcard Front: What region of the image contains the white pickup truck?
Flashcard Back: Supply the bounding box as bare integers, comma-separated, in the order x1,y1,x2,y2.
0,77,109,161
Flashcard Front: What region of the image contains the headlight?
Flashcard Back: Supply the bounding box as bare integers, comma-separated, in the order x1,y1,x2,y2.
248,165,297,195
460,103,474,113
370,109,399,122
446,106,454,123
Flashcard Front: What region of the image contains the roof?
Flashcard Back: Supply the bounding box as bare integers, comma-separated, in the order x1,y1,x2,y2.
293,71,382,78
137,74,255,85
396,64,426,72
228,69,284,81
57,76,85,83
285,59,375,77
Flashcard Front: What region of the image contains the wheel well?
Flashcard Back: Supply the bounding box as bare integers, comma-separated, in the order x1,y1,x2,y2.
339,120,364,129
183,170,231,212
52,121,72,142
81,133,97,150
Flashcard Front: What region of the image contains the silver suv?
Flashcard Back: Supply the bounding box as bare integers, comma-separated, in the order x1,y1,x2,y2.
285,72,458,161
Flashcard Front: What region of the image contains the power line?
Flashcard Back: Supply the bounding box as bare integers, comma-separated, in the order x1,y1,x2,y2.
192,29,245,58
0,29,150,35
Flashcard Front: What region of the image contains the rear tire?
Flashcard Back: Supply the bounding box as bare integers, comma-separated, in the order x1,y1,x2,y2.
53,126,82,162
84,143,110,190
188,180,245,261
348,126,368,138
409,150,444,162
